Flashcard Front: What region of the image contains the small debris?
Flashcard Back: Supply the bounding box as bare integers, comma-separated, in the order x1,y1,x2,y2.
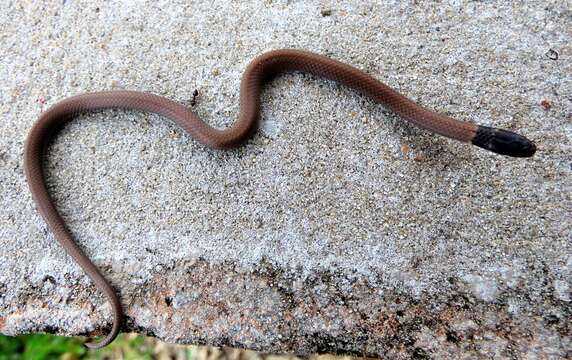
413,154,426,162
321,9,332,17
540,99,551,110
545,49,558,60
42,275,56,284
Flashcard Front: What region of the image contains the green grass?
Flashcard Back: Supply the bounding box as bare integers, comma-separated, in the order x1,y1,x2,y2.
0,333,85,360
0,333,192,360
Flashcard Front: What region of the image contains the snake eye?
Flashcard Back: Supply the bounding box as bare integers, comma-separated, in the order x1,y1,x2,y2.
472,126,536,157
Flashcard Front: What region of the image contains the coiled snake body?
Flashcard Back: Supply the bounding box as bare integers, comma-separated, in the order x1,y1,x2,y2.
23,49,536,348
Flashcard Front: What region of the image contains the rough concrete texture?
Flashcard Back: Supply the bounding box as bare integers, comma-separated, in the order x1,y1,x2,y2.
1,0,570,358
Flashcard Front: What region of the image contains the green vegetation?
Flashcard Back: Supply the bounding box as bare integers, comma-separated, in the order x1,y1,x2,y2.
0,334,84,360
0,333,192,360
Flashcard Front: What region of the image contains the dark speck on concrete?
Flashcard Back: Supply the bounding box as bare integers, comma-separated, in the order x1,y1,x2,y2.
545,48,559,60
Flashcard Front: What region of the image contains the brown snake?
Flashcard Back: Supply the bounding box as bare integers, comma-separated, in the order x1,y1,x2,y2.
23,49,536,348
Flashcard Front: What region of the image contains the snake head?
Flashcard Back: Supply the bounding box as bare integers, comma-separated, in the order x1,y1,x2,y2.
472,125,536,157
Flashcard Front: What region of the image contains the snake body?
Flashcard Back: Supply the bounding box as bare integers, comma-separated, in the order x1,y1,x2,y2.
23,49,536,348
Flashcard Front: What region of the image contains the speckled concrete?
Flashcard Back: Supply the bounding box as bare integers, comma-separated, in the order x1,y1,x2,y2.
0,0,570,358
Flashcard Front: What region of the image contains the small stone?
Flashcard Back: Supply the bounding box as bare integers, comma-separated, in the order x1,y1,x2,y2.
545,49,558,60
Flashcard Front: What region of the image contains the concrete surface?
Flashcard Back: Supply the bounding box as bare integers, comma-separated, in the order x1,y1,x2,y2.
0,0,570,358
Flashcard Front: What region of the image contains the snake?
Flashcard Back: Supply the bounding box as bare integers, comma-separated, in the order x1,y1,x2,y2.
23,49,536,348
